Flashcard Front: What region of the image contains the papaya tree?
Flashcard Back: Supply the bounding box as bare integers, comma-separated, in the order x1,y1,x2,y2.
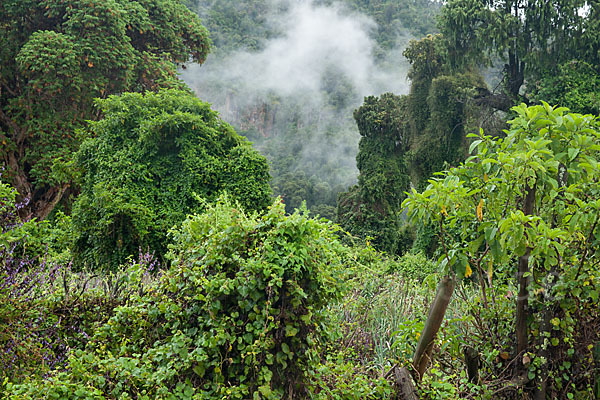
403,103,600,397
0,0,210,220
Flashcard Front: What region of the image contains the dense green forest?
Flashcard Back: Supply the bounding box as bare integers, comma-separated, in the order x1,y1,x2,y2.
181,0,442,220
1,0,600,399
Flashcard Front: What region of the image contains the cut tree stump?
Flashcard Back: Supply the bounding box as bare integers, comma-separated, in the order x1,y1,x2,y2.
392,366,418,400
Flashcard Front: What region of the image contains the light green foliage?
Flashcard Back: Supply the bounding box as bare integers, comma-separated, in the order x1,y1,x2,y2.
325,244,471,394
9,199,346,399
71,90,272,270
307,352,393,399
403,103,600,395
0,0,210,219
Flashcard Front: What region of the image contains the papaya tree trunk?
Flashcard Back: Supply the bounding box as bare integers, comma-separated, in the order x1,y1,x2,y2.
516,184,535,356
412,275,456,381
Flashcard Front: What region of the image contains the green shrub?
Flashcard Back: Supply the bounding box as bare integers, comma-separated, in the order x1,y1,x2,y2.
9,199,346,399
71,90,272,270
386,251,438,281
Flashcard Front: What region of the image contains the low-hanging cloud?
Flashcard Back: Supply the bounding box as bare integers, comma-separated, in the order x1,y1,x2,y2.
182,0,412,205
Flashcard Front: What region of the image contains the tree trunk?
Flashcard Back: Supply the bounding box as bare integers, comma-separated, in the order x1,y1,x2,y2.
516,184,535,356
535,164,567,400
464,346,480,383
392,366,419,400
412,275,456,381
506,50,525,101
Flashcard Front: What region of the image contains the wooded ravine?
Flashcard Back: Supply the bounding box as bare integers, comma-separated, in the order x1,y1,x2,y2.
1,0,599,399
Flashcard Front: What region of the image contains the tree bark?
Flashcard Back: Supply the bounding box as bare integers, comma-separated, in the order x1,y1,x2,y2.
516,185,535,355
535,164,567,400
464,346,480,383
506,50,525,100
412,275,456,381
473,88,514,112
392,366,419,400
515,185,535,362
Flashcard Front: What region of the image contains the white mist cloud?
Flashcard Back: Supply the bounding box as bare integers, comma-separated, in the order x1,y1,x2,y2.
181,0,412,193
185,0,410,102
232,1,374,95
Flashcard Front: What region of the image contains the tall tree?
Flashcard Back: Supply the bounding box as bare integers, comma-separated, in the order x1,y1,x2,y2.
439,0,600,106
0,0,210,220
337,93,412,254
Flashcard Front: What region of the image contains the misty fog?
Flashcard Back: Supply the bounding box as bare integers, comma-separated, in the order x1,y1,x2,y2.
181,0,413,215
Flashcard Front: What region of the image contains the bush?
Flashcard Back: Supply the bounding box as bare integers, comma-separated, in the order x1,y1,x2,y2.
71,89,272,270
9,199,346,399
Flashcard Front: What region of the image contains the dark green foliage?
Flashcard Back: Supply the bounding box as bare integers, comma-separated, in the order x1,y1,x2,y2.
533,60,600,115
71,90,271,270
439,0,600,100
0,179,130,387
337,34,491,253
192,0,275,52
9,199,346,399
409,71,486,187
403,34,448,134
0,0,210,219
354,94,410,208
337,93,411,255
325,0,442,51
190,0,441,54
402,35,489,189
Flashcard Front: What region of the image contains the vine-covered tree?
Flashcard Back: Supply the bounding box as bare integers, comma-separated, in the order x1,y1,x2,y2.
337,93,412,254
0,0,210,220
402,34,490,189
71,90,272,270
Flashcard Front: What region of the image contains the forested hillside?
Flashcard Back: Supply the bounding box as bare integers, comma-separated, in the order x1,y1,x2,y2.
181,0,442,219
1,0,600,399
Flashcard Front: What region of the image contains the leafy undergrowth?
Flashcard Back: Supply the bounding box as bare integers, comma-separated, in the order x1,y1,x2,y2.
2,178,599,399
4,199,390,399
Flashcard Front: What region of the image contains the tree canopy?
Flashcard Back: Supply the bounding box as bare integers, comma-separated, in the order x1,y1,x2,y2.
0,0,210,220
71,90,272,270
439,0,600,104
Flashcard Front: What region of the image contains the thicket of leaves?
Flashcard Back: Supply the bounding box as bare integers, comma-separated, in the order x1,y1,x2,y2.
71,90,272,270
0,178,138,387
8,199,348,399
404,103,600,398
0,0,210,220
